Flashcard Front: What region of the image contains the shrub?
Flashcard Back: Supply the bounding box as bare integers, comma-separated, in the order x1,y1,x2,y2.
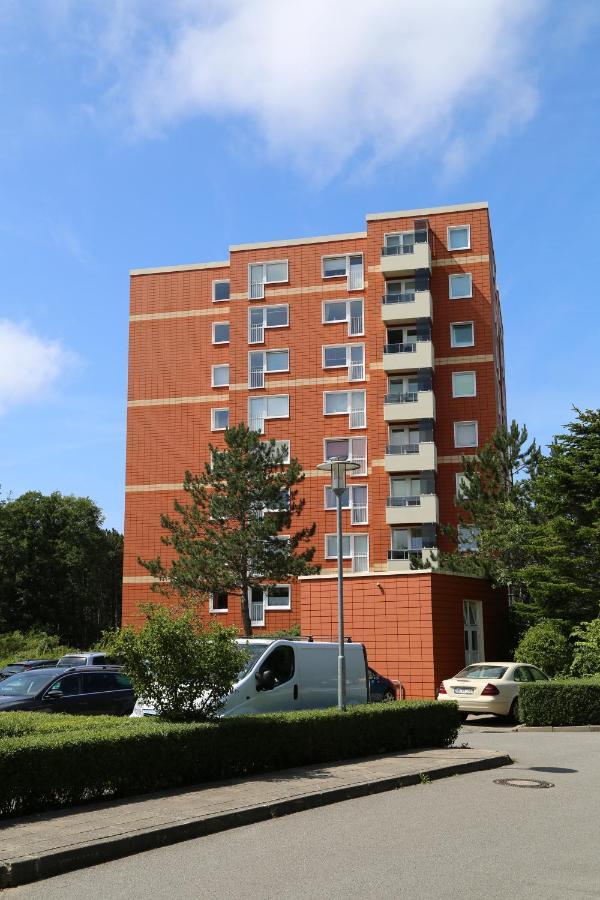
0,701,459,818
519,679,600,727
104,605,247,721
570,619,600,677
514,621,572,676
0,629,74,669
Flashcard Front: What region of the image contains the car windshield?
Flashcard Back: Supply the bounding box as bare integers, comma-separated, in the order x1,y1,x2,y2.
237,644,270,679
455,665,508,680
58,656,87,667
0,671,52,697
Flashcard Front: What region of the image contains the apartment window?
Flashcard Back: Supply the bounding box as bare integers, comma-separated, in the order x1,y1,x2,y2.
448,225,471,251
451,322,474,348
455,472,471,499
454,421,478,448
323,344,365,381
323,298,364,336
211,364,230,387
384,232,415,255
452,371,477,398
249,349,289,388
265,439,290,464
213,280,230,302
324,436,367,476
212,408,229,431
323,390,366,429
248,305,289,343
264,585,291,610
325,484,368,525
325,533,369,573
449,273,473,299
249,395,289,433
209,592,228,613
213,322,230,344
248,260,288,299
458,525,480,552
322,254,364,290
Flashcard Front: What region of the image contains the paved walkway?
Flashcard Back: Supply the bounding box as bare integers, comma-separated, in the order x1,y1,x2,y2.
0,747,509,888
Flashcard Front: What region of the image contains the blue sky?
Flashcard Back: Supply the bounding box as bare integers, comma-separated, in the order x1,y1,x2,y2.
1,0,599,531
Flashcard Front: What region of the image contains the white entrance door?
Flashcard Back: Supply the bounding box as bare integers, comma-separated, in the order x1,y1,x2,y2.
463,600,484,665
249,586,265,627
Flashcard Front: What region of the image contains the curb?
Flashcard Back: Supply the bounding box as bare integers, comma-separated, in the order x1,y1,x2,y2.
518,725,600,732
0,753,511,888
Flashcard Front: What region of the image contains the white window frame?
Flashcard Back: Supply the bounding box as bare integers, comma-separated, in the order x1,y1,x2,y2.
248,260,289,299
264,439,291,464
321,254,364,290
323,436,367,477
450,321,474,348
323,390,366,429
249,395,290,433
264,584,291,611
211,408,229,431
209,591,228,613
322,343,365,381
449,273,473,299
212,279,230,303
454,420,478,449
248,304,290,343
212,321,230,345
322,298,364,337
383,230,415,253
452,371,477,398
447,225,471,251
324,533,369,572
211,364,230,388
248,349,290,387
324,484,368,525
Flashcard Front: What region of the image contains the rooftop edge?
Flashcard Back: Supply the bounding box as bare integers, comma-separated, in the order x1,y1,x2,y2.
130,261,229,276
229,231,367,252
366,201,488,221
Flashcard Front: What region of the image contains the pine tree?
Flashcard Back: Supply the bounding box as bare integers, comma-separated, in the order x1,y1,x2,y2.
140,424,319,636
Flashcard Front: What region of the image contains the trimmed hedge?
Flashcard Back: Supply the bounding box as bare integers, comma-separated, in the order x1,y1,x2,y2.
0,701,459,818
519,679,600,727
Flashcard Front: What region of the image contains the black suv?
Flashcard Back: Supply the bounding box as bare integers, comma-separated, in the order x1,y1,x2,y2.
0,659,59,680
0,666,135,716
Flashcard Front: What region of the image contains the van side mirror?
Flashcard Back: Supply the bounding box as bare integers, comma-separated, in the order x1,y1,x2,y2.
255,669,276,692
44,689,63,701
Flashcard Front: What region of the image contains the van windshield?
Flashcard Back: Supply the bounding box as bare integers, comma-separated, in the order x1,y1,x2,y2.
237,645,269,679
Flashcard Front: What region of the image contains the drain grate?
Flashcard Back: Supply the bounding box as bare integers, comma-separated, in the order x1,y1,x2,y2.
494,777,554,789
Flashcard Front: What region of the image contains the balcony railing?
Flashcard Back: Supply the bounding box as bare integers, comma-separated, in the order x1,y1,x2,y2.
382,291,416,305
387,495,423,508
249,323,264,343
381,242,416,257
386,443,421,454
384,391,419,404
349,362,365,382
350,407,366,428
351,506,368,525
349,316,363,335
249,417,265,433
352,553,369,573
388,548,425,560
249,282,264,300
384,341,417,355
249,370,264,389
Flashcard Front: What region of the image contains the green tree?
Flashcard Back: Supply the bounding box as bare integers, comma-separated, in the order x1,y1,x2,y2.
105,604,246,721
570,619,600,677
515,621,572,676
0,492,123,646
141,424,319,636
520,409,600,623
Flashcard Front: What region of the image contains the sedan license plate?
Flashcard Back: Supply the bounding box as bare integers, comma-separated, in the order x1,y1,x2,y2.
453,687,475,695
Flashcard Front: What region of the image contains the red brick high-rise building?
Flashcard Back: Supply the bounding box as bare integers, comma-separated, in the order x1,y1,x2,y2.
124,202,508,697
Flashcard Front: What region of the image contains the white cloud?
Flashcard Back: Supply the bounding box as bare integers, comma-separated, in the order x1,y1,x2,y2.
116,0,544,178
0,320,72,415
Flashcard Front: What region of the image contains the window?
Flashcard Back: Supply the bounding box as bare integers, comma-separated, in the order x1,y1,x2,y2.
459,526,480,553
325,484,368,524
384,232,415,254
211,364,230,387
323,344,364,381
323,299,364,336
265,585,291,610
323,390,366,428
323,256,347,277
258,645,295,683
325,533,369,572
449,273,473,299
463,599,483,664
249,260,288,299
210,592,228,613
455,472,470,499
451,322,474,348
249,349,289,387
52,674,80,695
324,436,367,476
213,322,230,344
82,672,113,693
249,395,289,433
212,408,229,431
322,254,364,290
248,305,289,343
213,280,230,302
452,371,477,398
454,421,478,448
448,225,471,251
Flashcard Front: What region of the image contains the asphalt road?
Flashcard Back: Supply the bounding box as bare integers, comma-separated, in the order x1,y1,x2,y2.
11,723,600,900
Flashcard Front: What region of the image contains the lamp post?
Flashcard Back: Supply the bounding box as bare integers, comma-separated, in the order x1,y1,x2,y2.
316,456,360,709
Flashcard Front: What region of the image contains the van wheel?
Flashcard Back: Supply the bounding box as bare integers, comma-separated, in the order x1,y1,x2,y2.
382,690,396,702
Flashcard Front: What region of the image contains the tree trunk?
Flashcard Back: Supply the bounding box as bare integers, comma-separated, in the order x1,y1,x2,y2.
240,584,252,637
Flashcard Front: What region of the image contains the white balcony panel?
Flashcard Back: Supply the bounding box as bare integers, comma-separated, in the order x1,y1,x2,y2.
383,341,434,373
384,391,435,423
380,242,431,277
387,548,437,571
382,291,432,325
384,442,437,473
385,494,439,526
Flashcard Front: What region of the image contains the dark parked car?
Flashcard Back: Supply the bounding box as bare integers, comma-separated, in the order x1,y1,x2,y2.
368,667,404,702
0,659,59,680
0,666,135,716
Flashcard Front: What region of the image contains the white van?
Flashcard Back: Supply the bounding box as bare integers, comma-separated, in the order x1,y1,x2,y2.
130,639,369,718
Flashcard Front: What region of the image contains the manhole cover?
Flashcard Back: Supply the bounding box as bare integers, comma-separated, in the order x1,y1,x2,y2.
494,777,554,789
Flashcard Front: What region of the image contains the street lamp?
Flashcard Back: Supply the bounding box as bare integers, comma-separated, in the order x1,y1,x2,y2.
316,456,360,709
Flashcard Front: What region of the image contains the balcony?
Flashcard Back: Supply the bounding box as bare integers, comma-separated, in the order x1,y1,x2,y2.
382,290,432,325
383,339,434,373
384,441,437,473
380,241,431,278
384,390,435,422
387,548,437,572
385,494,439,526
